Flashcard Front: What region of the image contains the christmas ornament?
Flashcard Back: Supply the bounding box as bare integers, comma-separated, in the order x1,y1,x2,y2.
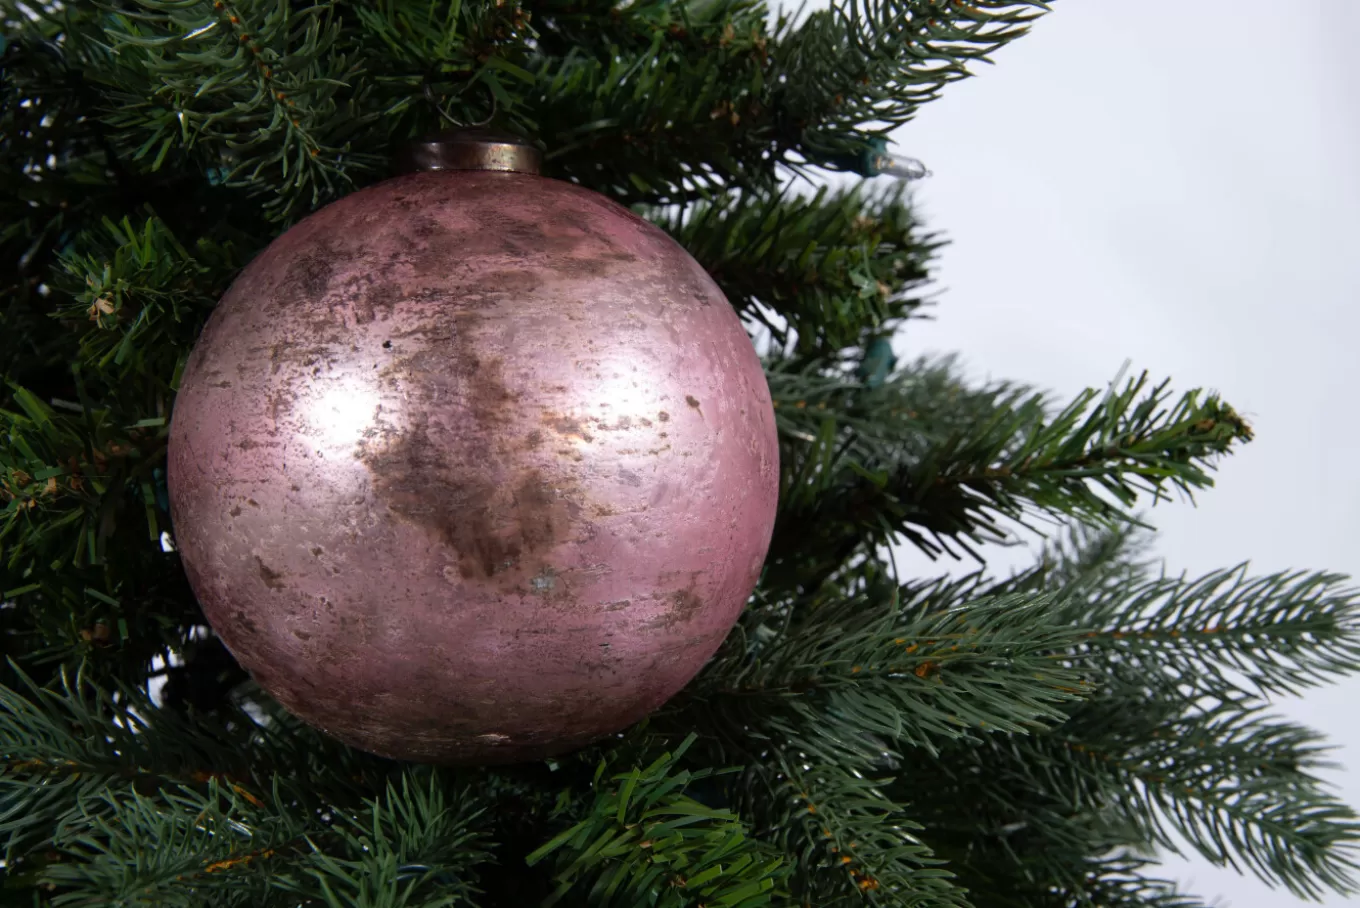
167,129,780,764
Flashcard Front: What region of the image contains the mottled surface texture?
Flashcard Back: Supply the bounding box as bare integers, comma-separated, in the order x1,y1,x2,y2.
167,171,780,764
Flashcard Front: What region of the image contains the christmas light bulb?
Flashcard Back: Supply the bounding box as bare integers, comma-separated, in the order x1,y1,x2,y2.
871,151,931,181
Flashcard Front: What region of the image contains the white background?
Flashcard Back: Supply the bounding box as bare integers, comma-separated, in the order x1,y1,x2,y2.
840,1,1358,905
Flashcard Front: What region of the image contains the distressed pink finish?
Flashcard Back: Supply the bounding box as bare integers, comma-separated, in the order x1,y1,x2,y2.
167,171,779,764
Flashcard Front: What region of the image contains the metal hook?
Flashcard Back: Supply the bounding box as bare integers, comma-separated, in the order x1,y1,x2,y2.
422,75,498,129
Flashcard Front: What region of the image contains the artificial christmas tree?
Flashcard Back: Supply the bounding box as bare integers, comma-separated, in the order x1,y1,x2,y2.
2,2,1358,908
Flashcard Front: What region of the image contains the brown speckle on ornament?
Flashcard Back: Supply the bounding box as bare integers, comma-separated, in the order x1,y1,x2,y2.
366,415,583,585
670,586,705,624
542,412,595,443
255,557,286,590
353,281,403,325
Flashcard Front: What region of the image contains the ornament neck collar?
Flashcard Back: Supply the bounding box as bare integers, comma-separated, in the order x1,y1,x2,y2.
394,127,542,176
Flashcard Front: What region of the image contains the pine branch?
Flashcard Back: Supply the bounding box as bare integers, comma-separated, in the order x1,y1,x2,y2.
0,661,260,865
85,0,378,221
649,182,941,357
38,781,291,907
770,0,1050,168
763,359,1252,591
0,377,191,685
888,729,1148,903
992,520,1158,598
32,769,493,907
524,734,788,907
528,0,780,205
996,522,1360,700
1109,702,1359,900
53,213,241,386
678,584,1092,767
730,754,966,908
527,0,1051,188
1024,697,1360,901
887,718,1226,907
270,773,492,908
345,0,540,150
1065,566,1360,700
0,663,497,905
0,4,119,388
947,680,1360,900
862,529,1360,905
642,564,1112,905
1068,868,1210,908
962,855,1212,908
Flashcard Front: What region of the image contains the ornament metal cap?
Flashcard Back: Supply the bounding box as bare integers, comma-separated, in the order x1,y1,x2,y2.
394,127,542,176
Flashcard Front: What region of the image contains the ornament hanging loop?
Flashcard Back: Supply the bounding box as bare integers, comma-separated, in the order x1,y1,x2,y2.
396,73,540,176
422,75,497,130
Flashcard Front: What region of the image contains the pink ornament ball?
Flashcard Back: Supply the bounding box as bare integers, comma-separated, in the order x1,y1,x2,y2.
167,167,779,764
